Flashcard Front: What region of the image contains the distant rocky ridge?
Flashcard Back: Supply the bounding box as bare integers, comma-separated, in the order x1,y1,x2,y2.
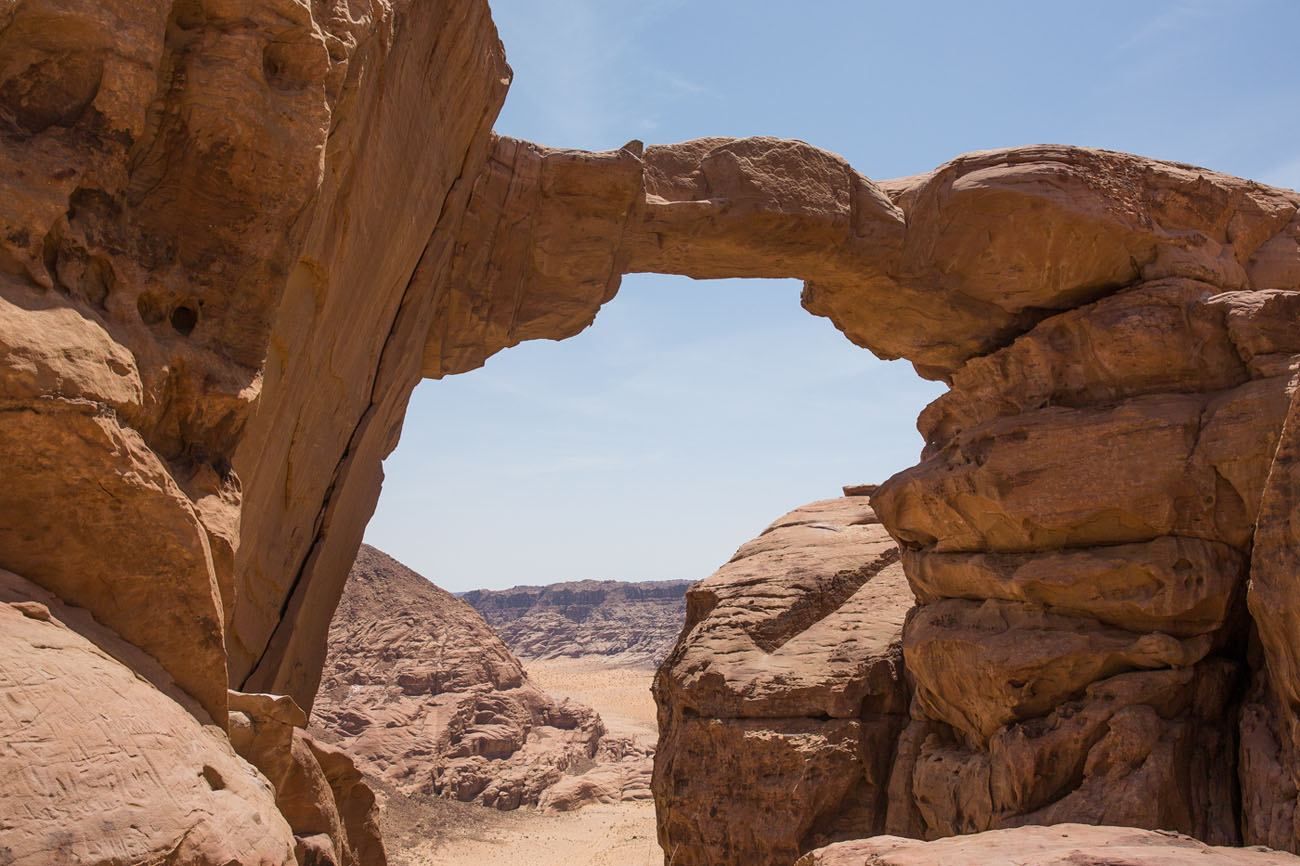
463,579,692,665
311,545,651,812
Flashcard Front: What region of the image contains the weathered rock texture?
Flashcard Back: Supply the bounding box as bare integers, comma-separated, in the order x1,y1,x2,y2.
0,0,507,860
797,824,1300,866
228,690,386,866
653,495,914,866
4,0,1300,860
464,136,1300,864
0,568,297,866
463,578,691,665
311,544,650,812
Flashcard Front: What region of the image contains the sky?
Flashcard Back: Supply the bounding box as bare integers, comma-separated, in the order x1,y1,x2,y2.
365,0,1300,592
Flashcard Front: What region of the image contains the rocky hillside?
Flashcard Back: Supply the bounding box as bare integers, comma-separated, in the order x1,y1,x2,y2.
311,545,651,811
463,579,691,665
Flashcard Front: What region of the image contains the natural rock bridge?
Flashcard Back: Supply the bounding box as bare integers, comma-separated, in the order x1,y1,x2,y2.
2,0,1299,864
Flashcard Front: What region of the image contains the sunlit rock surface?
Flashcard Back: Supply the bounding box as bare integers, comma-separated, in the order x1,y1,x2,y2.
3,0,1300,860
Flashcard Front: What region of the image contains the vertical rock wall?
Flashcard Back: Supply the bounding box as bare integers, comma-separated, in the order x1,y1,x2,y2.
230,0,511,710
0,0,512,718
1,1,509,861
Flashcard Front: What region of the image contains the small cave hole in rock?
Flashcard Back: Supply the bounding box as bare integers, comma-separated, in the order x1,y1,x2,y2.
334,276,939,861
200,765,225,791
170,304,199,336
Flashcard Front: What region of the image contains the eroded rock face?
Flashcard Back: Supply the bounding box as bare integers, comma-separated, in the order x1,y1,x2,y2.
796,824,1298,866
0,569,296,866
463,579,691,665
228,690,387,866
311,544,646,812
652,495,914,866
872,286,1296,846
0,0,507,859
5,0,1300,859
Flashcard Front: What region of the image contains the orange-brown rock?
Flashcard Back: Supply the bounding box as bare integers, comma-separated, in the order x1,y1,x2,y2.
903,537,1243,636
637,143,1295,856
653,496,914,866
426,138,1297,382
0,0,515,711
797,824,1298,866
0,569,296,866
5,0,1300,859
228,691,386,866
0,0,508,859
311,544,642,812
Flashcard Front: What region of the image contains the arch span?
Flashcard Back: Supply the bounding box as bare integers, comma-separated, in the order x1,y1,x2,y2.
4,0,1300,860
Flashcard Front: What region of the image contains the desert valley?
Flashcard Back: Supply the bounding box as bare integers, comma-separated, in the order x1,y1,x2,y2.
308,544,675,865
4,1,1300,865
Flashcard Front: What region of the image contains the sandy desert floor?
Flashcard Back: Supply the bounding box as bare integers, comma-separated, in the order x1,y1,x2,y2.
526,658,659,742
386,659,664,866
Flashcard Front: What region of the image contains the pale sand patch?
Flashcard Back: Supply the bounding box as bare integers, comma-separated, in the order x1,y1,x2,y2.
405,801,663,866
525,658,659,744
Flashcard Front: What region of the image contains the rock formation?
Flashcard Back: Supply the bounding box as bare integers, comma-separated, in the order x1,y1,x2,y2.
796,824,1292,866
0,568,298,865
228,690,386,866
1,0,508,861
652,493,913,866
463,579,691,665
311,544,650,812
3,0,1300,862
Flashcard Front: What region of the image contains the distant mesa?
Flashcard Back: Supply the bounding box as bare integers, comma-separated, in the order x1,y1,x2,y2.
462,578,693,666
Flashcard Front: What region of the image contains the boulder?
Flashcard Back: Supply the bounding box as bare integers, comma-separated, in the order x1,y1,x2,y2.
653,496,913,866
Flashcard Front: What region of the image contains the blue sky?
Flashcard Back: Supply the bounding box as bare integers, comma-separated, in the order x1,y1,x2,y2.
365,0,1300,591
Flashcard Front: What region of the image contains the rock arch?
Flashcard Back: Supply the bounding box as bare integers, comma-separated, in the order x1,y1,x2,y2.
2,0,1300,862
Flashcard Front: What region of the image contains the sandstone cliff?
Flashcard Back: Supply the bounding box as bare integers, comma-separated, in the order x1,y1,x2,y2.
463,579,691,665
1,0,510,860
312,544,651,812
4,0,1300,861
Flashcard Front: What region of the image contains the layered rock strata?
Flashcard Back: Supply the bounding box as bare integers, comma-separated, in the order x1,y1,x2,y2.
312,544,644,812
447,134,1298,862
463,578,691,665
871,285,1296,845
